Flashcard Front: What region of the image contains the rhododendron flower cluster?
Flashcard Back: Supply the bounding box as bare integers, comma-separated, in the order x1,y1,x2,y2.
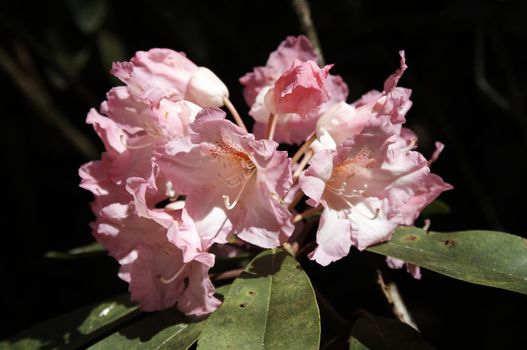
80,36,452,316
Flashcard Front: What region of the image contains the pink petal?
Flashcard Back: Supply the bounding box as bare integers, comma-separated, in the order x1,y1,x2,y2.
308,206,352,266
267,60,331,117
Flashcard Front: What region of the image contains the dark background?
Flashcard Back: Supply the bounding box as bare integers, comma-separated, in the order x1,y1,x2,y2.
0,0,526,348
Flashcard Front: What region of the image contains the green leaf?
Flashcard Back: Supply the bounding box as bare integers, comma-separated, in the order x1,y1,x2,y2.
348,312,434,350
1,294,140,350
88,285,230,350
198,248,320,350
87,310,200,350
44,242,105,259
367,227,527,294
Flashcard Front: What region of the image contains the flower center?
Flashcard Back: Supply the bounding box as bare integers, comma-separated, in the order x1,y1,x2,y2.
209,138,256,210
325,146,379,220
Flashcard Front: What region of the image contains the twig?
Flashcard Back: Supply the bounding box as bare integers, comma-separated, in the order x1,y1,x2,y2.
376,270,419,331
291,0,325,66
0,45,98,159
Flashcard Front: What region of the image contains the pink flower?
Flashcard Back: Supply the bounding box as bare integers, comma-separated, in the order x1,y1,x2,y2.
300,116,449,266
314,101,372,151
158,108,294,248
240,35,318,106
112,48,229,107
80,61,224,315
86,86,201,185
81,156,220,316
352,51,412,125
118,215,220,315
315,52,412,153
240,36,348,144
265,60,331,116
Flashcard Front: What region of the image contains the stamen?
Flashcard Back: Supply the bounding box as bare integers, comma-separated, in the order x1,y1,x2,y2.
370,208,380,220
142,122,163,137
165,181,177,200
402,137,418,152
120,135,152,150
222,169,255,210
159,265,186,284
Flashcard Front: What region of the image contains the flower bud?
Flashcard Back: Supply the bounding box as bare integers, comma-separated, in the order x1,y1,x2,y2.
187,67,229,107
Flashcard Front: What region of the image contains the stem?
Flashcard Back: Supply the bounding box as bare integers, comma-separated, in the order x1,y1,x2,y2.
376,270,419,331
293,205,321,223
287,190,305,212
223,97,247,132
293,149,314,180
265,113,278,140
292,133,316,164
291,0,325,66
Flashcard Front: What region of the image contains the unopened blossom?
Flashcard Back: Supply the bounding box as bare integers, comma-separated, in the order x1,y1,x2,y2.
158,108,294,248
240,35,348,144
112,48,229,107
300,116,451,266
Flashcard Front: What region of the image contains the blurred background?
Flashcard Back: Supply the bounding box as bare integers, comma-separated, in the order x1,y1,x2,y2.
0,0,526,348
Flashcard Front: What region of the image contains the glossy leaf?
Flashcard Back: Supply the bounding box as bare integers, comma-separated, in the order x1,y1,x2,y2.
198,248,320,350
44,242,104,259
88,285,230,350
368,227,527,294
348,312,433,349
1,294,140,350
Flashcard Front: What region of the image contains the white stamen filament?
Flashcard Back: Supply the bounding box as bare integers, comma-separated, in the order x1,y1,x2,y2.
326,183,368,199
222,168,255,210
327,183,379,220
159,264,186,284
